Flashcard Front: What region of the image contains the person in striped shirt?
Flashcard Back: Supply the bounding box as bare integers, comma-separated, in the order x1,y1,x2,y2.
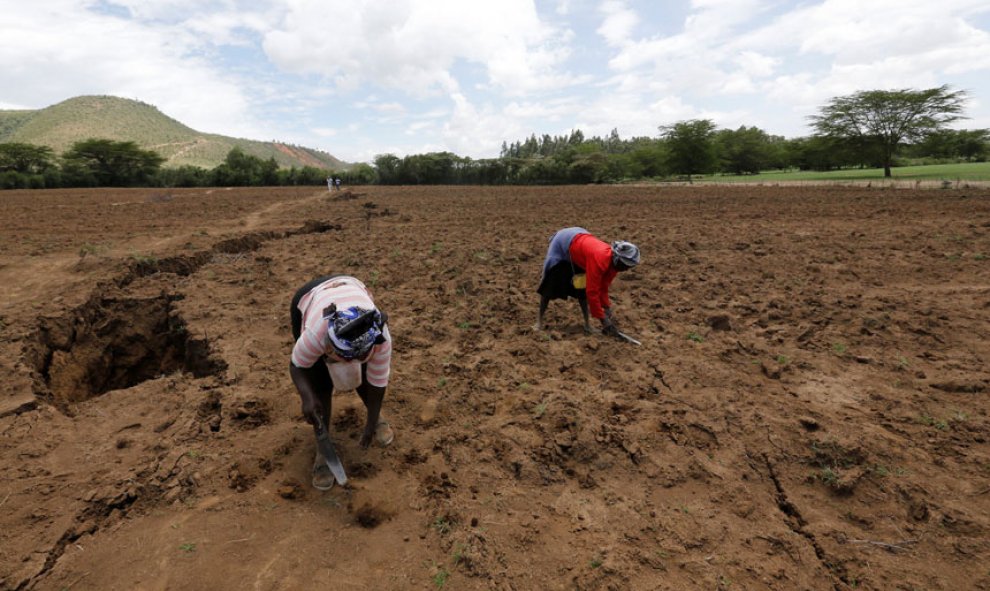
289,274,394,490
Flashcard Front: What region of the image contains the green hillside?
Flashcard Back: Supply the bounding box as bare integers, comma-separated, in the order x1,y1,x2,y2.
0,95,347,170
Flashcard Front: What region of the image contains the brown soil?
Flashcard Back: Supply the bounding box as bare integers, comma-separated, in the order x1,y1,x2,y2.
1,185,989,591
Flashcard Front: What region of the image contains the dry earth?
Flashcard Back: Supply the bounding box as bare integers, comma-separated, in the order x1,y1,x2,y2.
1,184,989,591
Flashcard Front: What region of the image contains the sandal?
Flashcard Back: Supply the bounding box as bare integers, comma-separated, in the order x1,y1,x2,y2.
311,452,335,491
375,420,395,447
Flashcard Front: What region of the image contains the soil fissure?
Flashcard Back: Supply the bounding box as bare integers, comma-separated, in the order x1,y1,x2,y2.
30,291,227,407
763,454,848,590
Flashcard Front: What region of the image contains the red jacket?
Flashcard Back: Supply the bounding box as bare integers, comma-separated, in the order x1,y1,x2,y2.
569,233,617,319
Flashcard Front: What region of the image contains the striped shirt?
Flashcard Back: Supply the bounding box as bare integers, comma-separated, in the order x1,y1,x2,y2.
291,276,392,387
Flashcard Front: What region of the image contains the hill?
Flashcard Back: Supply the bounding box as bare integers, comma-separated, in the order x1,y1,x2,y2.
0,95,348,170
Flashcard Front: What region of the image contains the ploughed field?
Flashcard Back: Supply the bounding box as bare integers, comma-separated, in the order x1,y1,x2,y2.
0,185,988,591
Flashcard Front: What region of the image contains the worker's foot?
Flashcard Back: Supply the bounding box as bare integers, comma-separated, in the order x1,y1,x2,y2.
311,452,335,491
583,323,597,335
375,420,395,447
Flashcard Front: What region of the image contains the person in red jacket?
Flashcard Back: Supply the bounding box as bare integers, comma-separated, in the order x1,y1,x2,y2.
536,227,640,335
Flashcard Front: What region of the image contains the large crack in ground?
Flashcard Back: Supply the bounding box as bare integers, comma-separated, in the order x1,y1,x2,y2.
120,220,339,288
24,219,341,411
762,453,848,590
16,488,140,591
31,291,227,407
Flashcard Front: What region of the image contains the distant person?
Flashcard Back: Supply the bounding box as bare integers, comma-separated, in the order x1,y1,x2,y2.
289,275,394,490
327,176,333,192
335,177,342,191
536,227,640,336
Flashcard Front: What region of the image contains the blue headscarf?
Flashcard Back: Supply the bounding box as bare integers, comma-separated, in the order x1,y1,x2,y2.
326,306,385,360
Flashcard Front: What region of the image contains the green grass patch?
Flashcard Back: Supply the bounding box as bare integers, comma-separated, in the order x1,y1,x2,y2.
697,161,990,183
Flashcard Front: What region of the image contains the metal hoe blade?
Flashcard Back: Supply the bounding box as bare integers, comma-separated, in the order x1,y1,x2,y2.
615,330,641,346
313,417,348,486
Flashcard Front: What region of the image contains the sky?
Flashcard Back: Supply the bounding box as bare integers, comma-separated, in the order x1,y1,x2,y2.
1,0,989,164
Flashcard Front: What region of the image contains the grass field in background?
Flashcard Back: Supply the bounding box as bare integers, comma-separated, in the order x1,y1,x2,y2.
702,161,990,183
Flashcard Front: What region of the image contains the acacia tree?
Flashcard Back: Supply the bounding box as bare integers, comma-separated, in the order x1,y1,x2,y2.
660,119,719,177
373,153,401,184
0,142,55,173
63,139,164,186
810,85,967,177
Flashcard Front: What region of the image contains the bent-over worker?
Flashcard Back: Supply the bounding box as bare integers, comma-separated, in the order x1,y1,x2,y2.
536,227,640,336
289,275,394,490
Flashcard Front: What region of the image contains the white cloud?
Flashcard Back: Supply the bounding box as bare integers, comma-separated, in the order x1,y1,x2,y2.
262,0,580,97
597,1,638,47
372,103,406,114
736,0,990,105
734,51,777,78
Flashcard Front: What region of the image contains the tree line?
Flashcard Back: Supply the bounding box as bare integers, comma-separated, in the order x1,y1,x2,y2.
0,139,370,190
374,86,985,184
2,86,987,189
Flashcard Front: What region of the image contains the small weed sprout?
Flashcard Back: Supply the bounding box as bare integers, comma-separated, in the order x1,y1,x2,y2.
452,543,467,567
818,467,839,487
78,243,104,258
776,354,789,365
437,377,447,388
432,566,450,589
590,554,603,569
533,401,547,419
917,414,948,431
687,332,704,343
130,252,158,265
432,516,452,535
178,543,196,552
831,342,847,355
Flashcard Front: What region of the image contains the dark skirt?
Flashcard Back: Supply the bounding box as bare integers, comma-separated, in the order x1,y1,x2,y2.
537,262,587,301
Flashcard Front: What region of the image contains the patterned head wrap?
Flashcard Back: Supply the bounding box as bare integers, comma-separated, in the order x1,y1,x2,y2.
326,305,386,360
611,240,641,268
